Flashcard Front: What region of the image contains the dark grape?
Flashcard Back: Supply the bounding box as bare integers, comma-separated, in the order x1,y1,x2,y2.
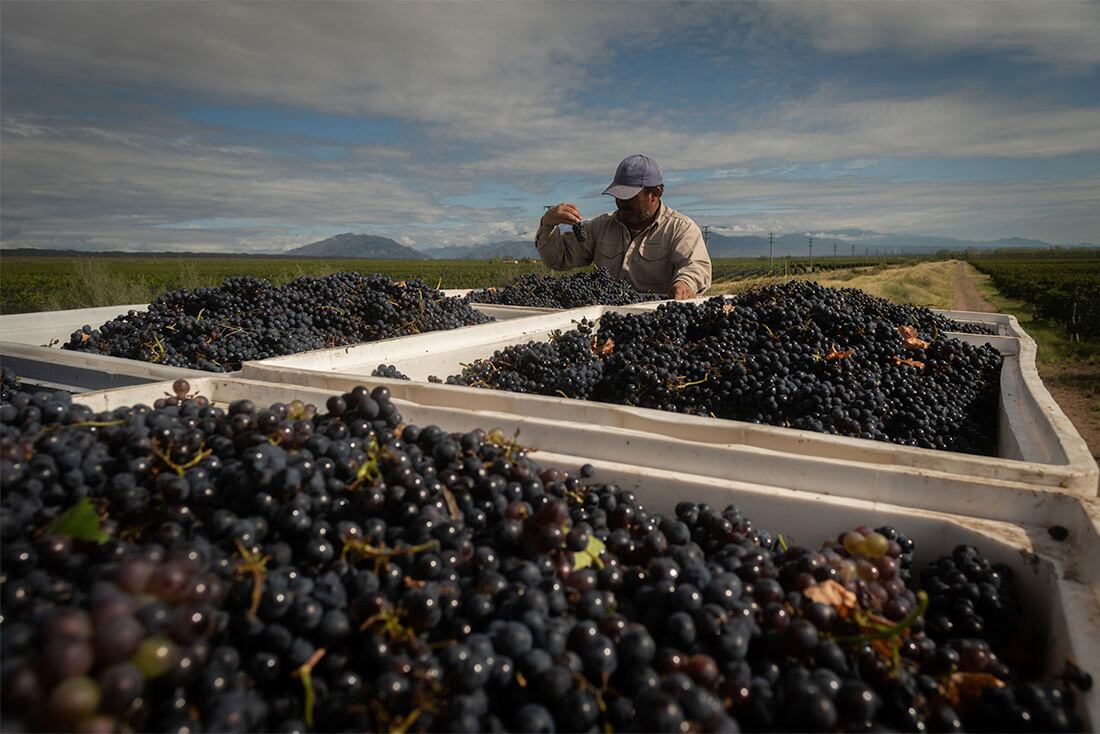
0,380,1077,734
451,281,1001,454
467,266,662,308
61,273,492,371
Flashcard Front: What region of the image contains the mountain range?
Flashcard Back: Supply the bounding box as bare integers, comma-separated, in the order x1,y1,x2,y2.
287,230,1096,260
285,232,429,259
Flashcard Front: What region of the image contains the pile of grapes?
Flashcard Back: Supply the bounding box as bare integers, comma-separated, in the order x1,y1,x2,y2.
1,365,20,402
372,364,411,381
445,282,1003,454
1,381,1088,733
61,273,491,372
466,268,664,308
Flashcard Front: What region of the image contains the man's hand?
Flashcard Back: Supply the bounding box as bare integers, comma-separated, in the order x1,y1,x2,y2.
541,203,581,227
670,280,695,300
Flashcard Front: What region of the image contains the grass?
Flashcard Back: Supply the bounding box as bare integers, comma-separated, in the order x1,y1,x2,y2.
969,266,1100,368
0,253,925,314
0,256,555,314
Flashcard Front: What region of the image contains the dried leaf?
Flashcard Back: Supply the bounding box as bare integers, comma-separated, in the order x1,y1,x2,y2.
80,333,92,343
722,303,734,314
892,356,926,369
940,672,1006,707
599,338,615,356
803,580,857,616
871,639,896,659
898,325,930,350
825,344,855,361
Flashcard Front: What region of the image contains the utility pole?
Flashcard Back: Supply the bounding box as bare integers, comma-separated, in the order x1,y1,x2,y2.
768,232,774,268
808,236,814,273
851,243,855,257
833,241,838,259
702,225,709,247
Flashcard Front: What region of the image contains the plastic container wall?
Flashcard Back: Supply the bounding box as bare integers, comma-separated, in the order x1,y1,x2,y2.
0,300,548,391
242,308,1098,498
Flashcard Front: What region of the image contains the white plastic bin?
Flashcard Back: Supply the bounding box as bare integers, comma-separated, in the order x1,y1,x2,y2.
74,376,1100,729
241,307,1098,499
932,308,1030,339
0,301,549,392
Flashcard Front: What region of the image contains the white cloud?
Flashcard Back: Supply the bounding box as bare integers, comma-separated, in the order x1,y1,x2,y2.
2,1,1098,249
764,0,1100,67
674,176,1100,243
459,90,1100,182
0,1,679,142
0,118,441,251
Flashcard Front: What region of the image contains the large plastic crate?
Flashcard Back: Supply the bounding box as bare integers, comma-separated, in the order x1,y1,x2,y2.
74,376,1100,729
0,301,552,392
241,306,1098,500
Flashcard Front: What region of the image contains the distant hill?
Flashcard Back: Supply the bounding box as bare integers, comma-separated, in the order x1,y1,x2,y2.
285,233,429,259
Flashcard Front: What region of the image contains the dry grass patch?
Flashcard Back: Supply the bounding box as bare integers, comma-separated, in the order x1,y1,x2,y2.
711,260,958,309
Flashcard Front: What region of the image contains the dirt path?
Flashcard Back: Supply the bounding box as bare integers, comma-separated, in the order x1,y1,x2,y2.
951,261,997,312
1037,365,1100,463
951,262,1100,463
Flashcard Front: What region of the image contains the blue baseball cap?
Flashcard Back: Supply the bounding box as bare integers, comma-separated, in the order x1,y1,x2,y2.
602,154,663,199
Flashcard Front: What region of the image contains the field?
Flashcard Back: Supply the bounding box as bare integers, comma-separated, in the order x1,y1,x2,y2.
0,256,554,314
0,254,923,314
968,254,1100,338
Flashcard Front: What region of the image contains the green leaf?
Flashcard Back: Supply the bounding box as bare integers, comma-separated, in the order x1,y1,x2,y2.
572,536,606,571
45,498,108,543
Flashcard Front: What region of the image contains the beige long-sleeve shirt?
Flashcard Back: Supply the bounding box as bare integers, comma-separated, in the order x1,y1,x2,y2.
535,203,712,295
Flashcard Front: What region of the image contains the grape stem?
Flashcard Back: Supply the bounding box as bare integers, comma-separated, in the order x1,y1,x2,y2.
346,436,384,491
150,437,213,476
234,540,271,620
292,647,327,729
834,590,929,644
343,538,440,575
41,418,126,434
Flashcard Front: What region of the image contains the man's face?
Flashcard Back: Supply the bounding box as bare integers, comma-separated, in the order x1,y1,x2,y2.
615,187,661,226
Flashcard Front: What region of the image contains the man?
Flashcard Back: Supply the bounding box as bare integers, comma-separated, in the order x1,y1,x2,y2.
536,154,712,299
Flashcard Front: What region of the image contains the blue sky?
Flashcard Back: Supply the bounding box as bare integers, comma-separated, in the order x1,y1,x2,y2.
1,1,1098,253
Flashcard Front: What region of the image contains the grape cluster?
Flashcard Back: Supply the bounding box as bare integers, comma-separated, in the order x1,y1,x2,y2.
572,222,588,244
3,552,230,733
61,273,491,372
2,365,20,401
1,383,1085,733
467,267,664,308
921,544,1019,647
447,282,1003,454
371,364,411,381
448,321,604,399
